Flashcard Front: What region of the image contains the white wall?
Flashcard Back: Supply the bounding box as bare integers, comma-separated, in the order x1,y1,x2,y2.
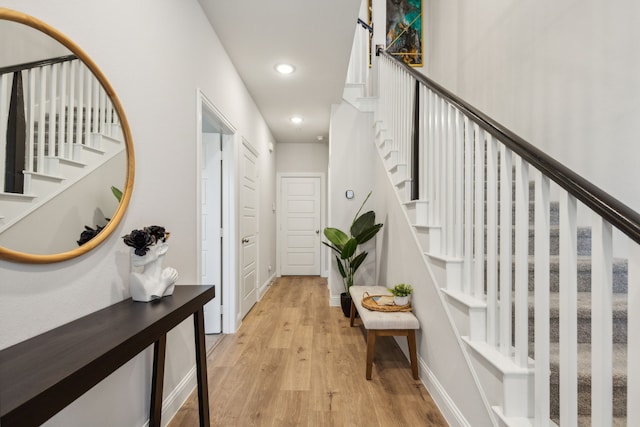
327,102,376,300
276,141,328,173
0,1,276,426
425,0,640,213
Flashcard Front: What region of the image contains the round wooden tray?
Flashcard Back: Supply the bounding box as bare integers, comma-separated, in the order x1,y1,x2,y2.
361,293,412,312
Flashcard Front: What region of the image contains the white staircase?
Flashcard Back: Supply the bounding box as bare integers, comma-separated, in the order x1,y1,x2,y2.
1,56,123,234
342,24,638,423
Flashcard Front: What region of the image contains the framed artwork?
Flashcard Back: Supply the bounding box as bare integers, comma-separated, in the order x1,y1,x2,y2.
386,0,423,67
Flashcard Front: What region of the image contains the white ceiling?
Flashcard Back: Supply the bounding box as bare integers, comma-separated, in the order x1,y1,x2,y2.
198,0,362,144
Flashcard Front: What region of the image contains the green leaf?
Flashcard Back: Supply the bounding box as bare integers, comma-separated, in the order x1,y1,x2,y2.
351,211,375,237
111,186,123,202
351,190,372,226
335,255,347,278
355,223,383,244
324,227,349,248
322,241,342,254
340,238,358,259
351,251,368,272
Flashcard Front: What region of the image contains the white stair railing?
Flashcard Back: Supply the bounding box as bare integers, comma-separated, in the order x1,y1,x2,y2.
0,55,120,192
375,47,637,426
0,56,123,233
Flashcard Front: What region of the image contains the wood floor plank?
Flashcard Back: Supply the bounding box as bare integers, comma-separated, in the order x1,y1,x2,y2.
168,276,448,427
281,325,313,391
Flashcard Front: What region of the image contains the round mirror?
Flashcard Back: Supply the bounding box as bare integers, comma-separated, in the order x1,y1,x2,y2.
0,8,134,263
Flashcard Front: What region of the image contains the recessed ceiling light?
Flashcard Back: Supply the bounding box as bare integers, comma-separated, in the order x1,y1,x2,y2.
290,116,303,124
275,63,295,75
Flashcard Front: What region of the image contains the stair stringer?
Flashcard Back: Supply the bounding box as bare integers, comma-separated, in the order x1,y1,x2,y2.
372,124,498,427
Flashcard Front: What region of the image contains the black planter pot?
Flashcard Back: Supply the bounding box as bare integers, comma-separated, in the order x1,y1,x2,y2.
340,292,352,318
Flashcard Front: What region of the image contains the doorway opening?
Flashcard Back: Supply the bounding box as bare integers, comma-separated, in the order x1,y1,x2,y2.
197,90,237,338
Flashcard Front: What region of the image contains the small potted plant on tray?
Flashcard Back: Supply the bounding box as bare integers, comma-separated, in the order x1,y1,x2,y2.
388,283,413,306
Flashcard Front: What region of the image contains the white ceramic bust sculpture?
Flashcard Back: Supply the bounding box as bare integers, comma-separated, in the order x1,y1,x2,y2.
123,226,178,302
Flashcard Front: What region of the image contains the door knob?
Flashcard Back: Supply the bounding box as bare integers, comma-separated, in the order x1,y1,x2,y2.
316,230,320,234
242,238,249,244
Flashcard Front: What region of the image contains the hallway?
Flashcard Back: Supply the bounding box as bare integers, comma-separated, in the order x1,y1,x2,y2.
169,276,448,426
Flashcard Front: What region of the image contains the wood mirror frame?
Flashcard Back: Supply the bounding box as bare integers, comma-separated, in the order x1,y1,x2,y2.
0,8,134,263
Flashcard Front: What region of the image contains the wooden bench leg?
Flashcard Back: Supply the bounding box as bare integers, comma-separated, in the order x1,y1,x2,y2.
407,329,419,380
349,298,357,327
366,330,376,380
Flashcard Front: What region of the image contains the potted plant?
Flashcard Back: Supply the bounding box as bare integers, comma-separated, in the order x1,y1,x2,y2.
323,191,383,316
388,283,413,306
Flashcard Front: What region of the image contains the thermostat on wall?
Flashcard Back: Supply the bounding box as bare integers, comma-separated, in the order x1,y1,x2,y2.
345,190,354,199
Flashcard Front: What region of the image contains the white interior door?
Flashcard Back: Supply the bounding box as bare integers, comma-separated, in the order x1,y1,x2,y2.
201,133,222,333
240,140,258,318
280,176,321,275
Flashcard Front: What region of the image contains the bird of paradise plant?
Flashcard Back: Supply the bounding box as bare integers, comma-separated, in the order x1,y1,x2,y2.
323,191,383,294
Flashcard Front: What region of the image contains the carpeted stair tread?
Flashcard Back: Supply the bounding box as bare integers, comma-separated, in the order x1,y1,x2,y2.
527,291,628,320
547,342,627,387
547,342,627,417
523,255,628,294
524,291,627,344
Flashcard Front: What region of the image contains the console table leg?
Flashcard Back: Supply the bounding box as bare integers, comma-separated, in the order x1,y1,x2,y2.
150,334,167,427
193,308,211,427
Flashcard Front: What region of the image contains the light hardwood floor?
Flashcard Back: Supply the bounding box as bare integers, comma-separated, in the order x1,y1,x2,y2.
169,276,448,426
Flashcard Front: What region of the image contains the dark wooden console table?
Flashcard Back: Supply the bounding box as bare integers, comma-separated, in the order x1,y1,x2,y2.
0,285,214,427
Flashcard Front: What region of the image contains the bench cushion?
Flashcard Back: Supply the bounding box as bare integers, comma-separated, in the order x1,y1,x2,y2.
349,286,419,330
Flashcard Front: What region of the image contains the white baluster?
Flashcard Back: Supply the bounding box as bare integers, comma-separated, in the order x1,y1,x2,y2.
47,64,58,159
559,190,578,427
486,134,498,347
37,66,46,172
454,110,464,259
84,64,92,144
427,90,436,224
433,96,441,233
534,172,550,426
473,125,485,300
591,216,613,427
99,83,107,136
463,116,473,294
418,85,427,201
445,104,454,256
499,144,513,356
514,157,530,367
58,61,68,158
75,64,84,146
67,61,76,149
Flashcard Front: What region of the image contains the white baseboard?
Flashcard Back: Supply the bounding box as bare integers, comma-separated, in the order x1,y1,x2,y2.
418,356,471,427
329,293,340,307
258,273,276,300
143,365,197,427
392,339,470,427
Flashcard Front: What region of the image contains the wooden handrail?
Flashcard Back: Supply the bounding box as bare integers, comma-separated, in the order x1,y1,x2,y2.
0,54,77,76
377,46,640,245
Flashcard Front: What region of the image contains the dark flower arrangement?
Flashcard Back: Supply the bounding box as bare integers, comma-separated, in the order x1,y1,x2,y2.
76,186,123,246
122,225,170,256
77,224,105,246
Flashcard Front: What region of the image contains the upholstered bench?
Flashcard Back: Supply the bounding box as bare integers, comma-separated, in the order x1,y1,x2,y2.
348,286,420,380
